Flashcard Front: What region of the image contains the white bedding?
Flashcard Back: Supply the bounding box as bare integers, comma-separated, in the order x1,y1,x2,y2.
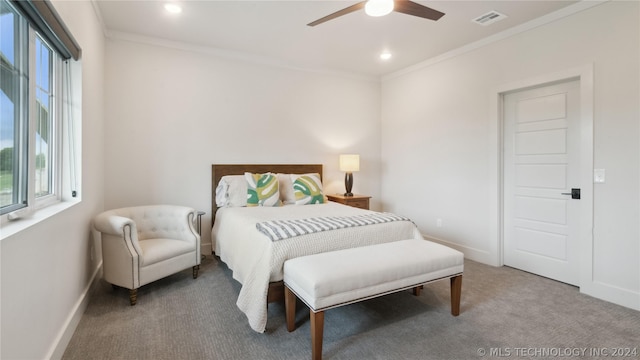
212,202,423,333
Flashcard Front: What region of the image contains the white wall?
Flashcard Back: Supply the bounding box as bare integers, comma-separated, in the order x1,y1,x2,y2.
381,1,639,310
104,38,382,252
2,2,636,358
0,1,105,359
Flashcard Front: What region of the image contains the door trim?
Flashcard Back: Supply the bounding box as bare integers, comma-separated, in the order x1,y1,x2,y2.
489,65,593,289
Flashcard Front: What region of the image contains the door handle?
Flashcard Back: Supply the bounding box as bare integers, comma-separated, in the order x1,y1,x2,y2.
561,188,581,199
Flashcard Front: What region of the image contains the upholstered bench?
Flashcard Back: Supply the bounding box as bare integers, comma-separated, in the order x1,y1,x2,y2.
283,239,464,360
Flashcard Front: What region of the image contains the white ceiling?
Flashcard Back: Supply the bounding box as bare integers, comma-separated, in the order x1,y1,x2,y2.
94,0,582,77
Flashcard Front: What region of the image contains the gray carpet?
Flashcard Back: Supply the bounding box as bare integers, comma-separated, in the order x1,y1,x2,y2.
62,256,640,360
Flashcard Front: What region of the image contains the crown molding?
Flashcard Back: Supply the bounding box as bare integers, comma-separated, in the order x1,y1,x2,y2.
381,0,609,81
88,0,608,83
106,30,380,83
89,0,109,39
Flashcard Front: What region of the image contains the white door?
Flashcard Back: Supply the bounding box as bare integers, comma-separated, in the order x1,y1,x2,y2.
503,79,580,286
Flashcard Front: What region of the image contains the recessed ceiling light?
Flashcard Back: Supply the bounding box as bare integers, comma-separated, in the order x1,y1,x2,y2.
164,3,182,14
380,52,392,61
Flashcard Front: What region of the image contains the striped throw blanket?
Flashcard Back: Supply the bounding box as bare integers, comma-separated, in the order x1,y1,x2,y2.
256,212,412,241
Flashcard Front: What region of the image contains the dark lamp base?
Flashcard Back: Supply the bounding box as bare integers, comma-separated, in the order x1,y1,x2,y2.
344,172,354,197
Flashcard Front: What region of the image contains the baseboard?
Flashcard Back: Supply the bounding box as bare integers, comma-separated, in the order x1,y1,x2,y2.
47,261,103,360
581,280,640,312
201,242,213,257
421,235,640,312
422,233,498,266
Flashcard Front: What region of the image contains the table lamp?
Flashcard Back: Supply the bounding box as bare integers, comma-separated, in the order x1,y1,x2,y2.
339,154,360,196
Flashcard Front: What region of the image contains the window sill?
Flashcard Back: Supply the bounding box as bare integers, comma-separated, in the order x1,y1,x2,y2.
0,200,81,241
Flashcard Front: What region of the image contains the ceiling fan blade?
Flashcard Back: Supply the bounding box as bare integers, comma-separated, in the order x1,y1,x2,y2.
307,2,366,26
394,0,445,21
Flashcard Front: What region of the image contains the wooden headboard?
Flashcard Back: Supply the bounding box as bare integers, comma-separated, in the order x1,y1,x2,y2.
211,164,323,224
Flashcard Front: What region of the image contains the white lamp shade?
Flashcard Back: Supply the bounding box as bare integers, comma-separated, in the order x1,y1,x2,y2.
340,154,360,172
364,0,394,17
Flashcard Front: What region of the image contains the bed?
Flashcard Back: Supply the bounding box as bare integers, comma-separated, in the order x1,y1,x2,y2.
211,164,423,333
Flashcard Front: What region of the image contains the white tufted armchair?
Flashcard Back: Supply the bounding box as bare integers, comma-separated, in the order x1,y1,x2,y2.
93,205,201,305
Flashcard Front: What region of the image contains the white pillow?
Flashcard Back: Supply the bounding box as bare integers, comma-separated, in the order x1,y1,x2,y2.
215,179,229,207
277,173,296,205
216,175,248,207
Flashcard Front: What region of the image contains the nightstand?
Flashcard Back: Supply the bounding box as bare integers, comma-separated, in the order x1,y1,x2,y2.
326,194,371,210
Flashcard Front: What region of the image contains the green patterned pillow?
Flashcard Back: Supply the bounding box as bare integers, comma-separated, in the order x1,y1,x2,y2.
245,172,281,207
291,173,325,205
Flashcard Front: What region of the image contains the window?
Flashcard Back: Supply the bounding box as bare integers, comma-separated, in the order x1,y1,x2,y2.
34,36,56,199
1,1,30,214
0,0,80,221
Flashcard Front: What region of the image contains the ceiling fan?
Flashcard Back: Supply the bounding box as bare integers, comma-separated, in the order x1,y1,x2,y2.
307,0,445,27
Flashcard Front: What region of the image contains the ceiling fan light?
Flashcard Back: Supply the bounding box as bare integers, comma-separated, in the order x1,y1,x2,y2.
364,0,394,17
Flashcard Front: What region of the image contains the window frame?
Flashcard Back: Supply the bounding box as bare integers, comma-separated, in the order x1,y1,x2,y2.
0,0,66,222
29,31,63,210
1,0,30,216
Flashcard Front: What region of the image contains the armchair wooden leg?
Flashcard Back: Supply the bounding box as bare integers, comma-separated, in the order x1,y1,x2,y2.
129,289,138,306
193,265,200,279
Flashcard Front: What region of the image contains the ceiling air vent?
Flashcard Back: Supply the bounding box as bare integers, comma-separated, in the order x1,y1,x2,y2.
472,11,507,26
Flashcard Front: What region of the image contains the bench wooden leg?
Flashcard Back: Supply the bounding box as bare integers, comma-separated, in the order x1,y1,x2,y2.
450,275,462,316
284,286,296,332
310,310,324,360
